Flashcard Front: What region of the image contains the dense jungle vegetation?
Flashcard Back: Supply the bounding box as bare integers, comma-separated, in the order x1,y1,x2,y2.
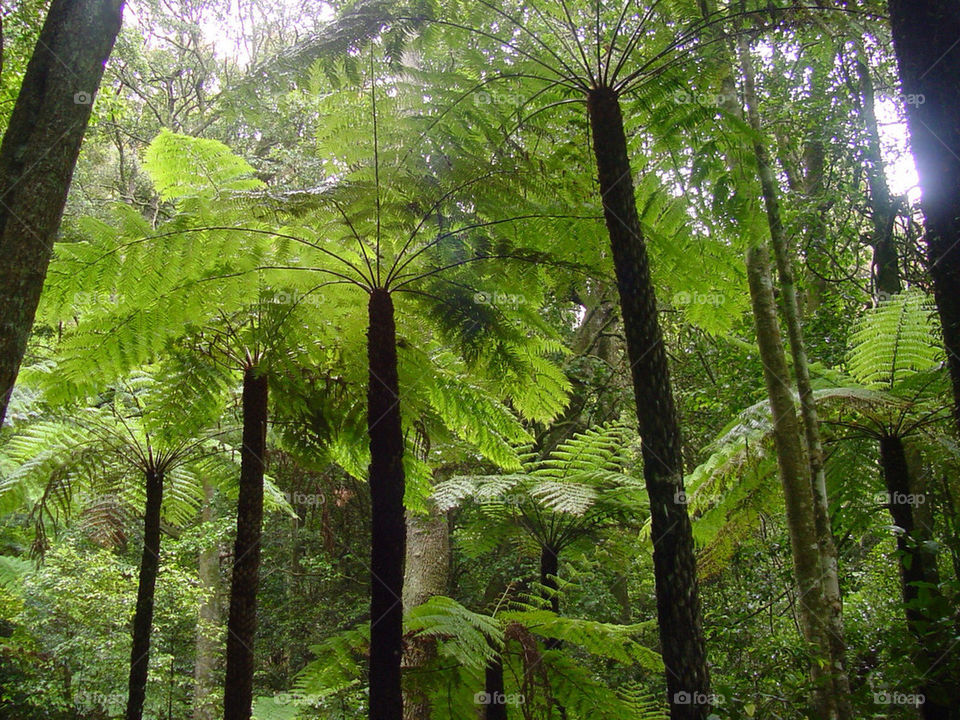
1,0,959,719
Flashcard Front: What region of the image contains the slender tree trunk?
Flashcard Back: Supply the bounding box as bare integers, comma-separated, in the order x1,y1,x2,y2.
367,288,406,720
126,467,164,720
854,53,902,299
0,0,123,426
194,480,219,720
586,86,709,720
744,244,837,719
738,37,852,717
223,367,269,720
887,0,960,434
878,437,954,719
402,504,449,720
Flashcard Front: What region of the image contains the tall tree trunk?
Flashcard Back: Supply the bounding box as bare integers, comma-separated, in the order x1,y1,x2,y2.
878,436,954,719
194,479,219,720
745,244,838,719
223,367,269,720
126,468,164,720
367,288,406,720
0,0,123,426
738,37,852,717
586,86,710,720
887,0,960,434
854,52,902,299
402,504,449,720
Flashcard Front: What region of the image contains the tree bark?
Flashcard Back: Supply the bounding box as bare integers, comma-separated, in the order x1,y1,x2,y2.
402,504,449,720
878,436,954,719
887,0,960,434
194,479,219,720
367,288,406,720
223,367,269,720
745,244,838,719
738,36,852,717
126,467,164,720
586,86,710,720
0,0,123,426
854,53,902,299
483,655,508,720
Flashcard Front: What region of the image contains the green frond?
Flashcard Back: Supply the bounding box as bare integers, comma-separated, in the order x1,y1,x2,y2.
144,129,264,200
405,595,502,672
847,289,943,389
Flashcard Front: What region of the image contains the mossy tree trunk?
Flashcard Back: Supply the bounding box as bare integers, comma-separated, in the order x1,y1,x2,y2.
402,504,449,720
745,244,839,719
738,36,851,717
0,0,123,426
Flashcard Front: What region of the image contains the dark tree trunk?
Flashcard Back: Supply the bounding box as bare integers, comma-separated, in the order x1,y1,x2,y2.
539,545,559,614
878,436,954,720
854,53,902,299
223,367,269,720
483,655,507,720
126,468,164,720
539,545,561,651
888,0,960,433
367,289,406,720
586,86,710,720
0,0,123,426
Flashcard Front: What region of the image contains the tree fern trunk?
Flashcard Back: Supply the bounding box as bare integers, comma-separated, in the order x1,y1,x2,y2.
738,36,851,717
888,0,960,435
0,0,123,426
223,366,268,720
586,86,710,720
367,288,405,720
745,244,837,719
126,467,164,720
878,436,953,720
483,655,507,720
